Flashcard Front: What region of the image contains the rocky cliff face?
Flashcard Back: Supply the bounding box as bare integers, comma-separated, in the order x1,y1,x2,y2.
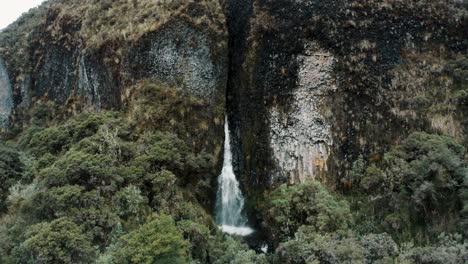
0,0,228,159
269,45,335,184
125,20,227,99
0,0,467,200
225,0,467,200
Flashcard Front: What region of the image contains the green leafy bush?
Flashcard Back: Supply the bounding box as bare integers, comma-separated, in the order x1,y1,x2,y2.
460,177,468,237
21,112,120,157
208,235,268,264
361,233,398,264
39,150,123,193
265,180,352,242
0,111,222,262
0,143,23,212
114,185,148,222
3,102,466,263
276,227,365,264
16,218,95,264
177,220,211,263
134,131,213,180
277,228,399,264
112,214,187,264
398,233,468,264
25,185,85,220
352,132,467,240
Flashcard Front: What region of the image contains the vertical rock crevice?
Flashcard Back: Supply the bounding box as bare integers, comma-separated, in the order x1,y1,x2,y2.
225,0,255,187
225,0,328,196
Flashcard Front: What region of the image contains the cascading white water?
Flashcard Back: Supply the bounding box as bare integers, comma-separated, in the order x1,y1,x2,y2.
0,58,13,129
215,116,254,236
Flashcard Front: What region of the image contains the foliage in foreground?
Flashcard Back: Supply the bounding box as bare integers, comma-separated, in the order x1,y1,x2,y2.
0,107,466,263
262,132,467,263
111,214,186,264
348,132,467,242
16,217,95,264
265,180,352,243
0,110,266,264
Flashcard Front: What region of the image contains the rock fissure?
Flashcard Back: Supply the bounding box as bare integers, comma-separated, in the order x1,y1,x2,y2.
0,0,466,193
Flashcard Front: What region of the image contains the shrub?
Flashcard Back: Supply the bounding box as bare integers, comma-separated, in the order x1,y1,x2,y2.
132,131,214,201
113,185,148,222
353,132,467,238
16,218,95,264
361,233,398,263
24,126,72,156
277,228,400,264
208,235,268,264
134,169,180,213
0,143,23,213
17,186,119,245
177,220,211,263
461,177,468,237
398,233,468,264
22,112,120,157
113,214,187,264
386,132,466,216
265,180,352,242
134,132,212,177
40,150,123,193
276,227,365,264
25,185,85,220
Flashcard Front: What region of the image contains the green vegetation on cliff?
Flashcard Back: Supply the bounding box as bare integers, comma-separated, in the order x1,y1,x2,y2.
0,108,266,264
260,132,468,263
348,132,467,242
0,107,467,263
0,0,226,59
0,0,466,263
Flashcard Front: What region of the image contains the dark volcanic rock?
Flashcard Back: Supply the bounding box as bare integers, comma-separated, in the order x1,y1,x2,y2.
78,49,121,109
34,44,76,104
226,0,468,197
0,0,466,200
126,21,227,99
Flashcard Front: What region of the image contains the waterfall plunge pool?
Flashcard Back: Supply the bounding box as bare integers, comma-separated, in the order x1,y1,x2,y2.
219,225,254,236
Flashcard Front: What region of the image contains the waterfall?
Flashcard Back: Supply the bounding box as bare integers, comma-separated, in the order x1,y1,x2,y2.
0,58,13,129
215,116,253,236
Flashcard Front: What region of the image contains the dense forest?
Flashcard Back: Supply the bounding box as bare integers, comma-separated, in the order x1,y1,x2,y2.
0,0,467,263
0,95,466,263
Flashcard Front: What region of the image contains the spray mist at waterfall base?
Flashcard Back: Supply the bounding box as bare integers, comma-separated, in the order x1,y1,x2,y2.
219,225,254,236
215,116,254,237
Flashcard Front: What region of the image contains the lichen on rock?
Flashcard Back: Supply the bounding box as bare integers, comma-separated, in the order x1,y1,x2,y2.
269,44,336,183
125,21,226,99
